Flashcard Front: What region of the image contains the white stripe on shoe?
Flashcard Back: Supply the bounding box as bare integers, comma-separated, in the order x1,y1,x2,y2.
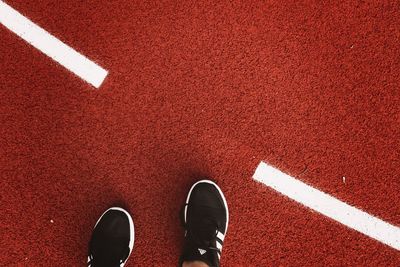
216,240,223,250
217,231,225,241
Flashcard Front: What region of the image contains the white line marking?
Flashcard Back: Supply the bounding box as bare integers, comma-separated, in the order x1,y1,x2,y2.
253,161,400,250
0,1,108,88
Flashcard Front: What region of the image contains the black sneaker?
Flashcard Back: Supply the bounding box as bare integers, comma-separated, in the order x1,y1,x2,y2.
88,207,134,267
180,180,229,267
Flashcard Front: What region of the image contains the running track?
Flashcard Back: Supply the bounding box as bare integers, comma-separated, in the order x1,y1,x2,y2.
1,1,400,266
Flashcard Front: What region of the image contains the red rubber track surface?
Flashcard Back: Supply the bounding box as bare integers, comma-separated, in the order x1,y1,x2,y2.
1,1,400,266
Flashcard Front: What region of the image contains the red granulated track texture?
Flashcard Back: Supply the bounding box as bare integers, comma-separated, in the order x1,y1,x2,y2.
1,0,400,266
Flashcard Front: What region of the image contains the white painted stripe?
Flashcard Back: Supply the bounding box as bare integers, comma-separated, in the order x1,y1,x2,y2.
0,1,108,88
253,161,400,251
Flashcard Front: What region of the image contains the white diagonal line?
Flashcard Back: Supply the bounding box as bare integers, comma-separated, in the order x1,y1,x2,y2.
0,1,108,88
217,231,225,241
253,161,400,251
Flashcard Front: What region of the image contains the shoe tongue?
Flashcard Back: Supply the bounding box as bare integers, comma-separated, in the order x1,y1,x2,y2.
91,251,120,267
91,239,128,267
195,249,214,267
191,217,217,243
91,255,120,267
181,243,216,267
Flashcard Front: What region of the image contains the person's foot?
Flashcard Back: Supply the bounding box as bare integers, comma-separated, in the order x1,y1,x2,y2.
88,207,134,267
180,180,229,267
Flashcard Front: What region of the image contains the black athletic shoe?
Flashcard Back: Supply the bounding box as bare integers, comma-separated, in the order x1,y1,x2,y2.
180,180,229,267
88,207,134,267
